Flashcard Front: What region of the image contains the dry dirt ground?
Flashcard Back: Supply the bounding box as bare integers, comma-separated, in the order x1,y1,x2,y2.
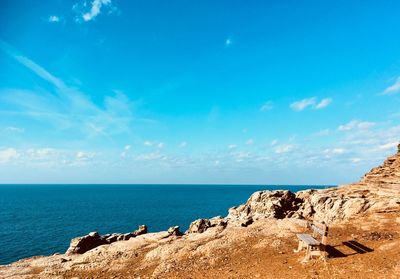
60,212,400,279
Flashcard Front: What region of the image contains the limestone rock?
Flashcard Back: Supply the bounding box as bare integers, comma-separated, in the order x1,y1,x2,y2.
227,190,300,221
187,216,227,233
66,225,149,255
167,226,183,236
66,231,108,255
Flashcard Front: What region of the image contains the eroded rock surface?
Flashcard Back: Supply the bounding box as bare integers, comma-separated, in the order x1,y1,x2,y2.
227,148,400,223
66,225,148,255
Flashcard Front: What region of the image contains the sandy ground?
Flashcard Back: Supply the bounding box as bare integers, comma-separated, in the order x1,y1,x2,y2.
58,212,400,279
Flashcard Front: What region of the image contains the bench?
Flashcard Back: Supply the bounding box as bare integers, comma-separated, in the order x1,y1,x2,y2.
294,221,328,262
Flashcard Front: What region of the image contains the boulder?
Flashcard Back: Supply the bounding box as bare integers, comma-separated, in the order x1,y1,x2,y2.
187,219,211,233
66,225,149,255
227,190,299,221
187,216,227,234
167,226,183,236
66,231,108,255
133,225,147,236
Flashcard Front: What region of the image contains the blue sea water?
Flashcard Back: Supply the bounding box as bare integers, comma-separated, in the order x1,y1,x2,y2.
0,184,328,265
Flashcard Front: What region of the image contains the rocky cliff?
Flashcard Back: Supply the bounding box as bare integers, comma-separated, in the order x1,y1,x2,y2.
228,145,400,224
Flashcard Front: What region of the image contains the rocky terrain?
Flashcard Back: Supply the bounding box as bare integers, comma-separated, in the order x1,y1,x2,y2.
1,146,399,278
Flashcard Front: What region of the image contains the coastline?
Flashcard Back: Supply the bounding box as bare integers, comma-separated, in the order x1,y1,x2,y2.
1,150,399,278
0,184,329,265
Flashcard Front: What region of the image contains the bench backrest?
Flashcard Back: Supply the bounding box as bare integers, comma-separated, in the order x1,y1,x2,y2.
310,222,328,245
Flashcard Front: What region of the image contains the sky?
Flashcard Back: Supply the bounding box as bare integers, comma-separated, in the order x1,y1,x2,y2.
0,0,399,184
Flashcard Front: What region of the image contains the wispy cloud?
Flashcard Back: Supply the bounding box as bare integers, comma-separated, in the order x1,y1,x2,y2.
0,41,136,138
315,98,332,109
225,37,233,46
337,120,376,131
135,151,167,161
0,148,18,163
143,140,165,149
275,144,294,154
73,0,117,23
379,142,398,150
260,101,273,112
383,77,400,95
290,97,332,111
290,97,316,111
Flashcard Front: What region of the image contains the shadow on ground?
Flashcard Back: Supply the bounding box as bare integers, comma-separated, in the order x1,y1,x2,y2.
327,240,373,258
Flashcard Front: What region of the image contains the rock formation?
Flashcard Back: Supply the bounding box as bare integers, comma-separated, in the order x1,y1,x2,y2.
228,147,400,223
187,216,227,233
66,225,147,255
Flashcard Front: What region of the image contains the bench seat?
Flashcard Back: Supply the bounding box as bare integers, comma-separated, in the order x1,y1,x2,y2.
296,233,320,246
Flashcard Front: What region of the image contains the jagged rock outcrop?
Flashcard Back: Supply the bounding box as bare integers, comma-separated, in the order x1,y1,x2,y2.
66,225,148,255
227,190,300,221
227,147,400,224
187,216,227,233
167,226,183,236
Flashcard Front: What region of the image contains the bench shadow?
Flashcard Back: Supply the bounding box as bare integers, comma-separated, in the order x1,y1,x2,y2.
327,240,373,258
342,240,374,254
326,245,347,258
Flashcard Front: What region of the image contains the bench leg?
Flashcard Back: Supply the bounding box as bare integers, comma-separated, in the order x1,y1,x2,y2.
301,245,312,263
293,240,303,253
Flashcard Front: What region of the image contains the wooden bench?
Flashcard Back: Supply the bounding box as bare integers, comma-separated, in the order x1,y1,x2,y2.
294,221,328,262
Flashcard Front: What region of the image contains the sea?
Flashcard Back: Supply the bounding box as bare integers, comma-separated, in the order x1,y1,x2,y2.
0,184,329,265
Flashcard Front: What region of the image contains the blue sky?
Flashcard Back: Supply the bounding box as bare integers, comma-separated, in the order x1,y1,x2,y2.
0,0,399,184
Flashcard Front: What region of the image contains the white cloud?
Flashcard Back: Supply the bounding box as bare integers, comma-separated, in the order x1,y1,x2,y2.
0,148,18,163
332,148,345,154
136,151,166,161
383,77,400,95
228,144,237,150
143,141,153,146
74,0,116,23
290,97,332,111
27,148,55,160
124,145,131,150
337,120,376,131
290,97,316,111
76,151,95,161
260,101,273,112
48,15,60,23
351,158,362,163
12,53,65,89
225,38,232,46
315,98,332,109
275,144,293,154
379,142,398,150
